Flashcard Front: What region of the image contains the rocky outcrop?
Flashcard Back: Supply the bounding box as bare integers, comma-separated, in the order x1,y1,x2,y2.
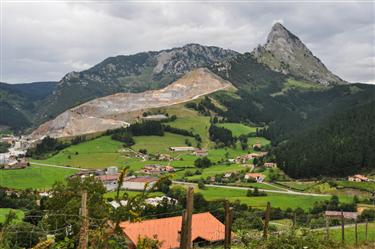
31,68,235,139
252,23,346,85
37,44,238,123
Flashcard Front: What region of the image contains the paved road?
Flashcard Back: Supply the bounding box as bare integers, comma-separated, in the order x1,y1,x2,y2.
30,162,84,171
173,181,330,197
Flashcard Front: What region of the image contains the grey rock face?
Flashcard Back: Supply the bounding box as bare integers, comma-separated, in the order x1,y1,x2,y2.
31,68,235,139
252,23,346,85
37,44,238,123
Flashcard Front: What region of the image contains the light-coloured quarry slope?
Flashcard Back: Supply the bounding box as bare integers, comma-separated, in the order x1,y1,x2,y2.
31,68,234,138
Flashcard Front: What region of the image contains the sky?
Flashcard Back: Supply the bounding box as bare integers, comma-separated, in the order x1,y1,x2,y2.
1,0,374,84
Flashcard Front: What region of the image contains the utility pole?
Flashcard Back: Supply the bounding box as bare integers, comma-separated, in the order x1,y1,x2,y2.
263,202,271,239
224,200,233,249
180,187,194,249
78,191,89,249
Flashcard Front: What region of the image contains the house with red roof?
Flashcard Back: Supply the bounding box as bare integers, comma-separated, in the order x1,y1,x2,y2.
120,212,225,249
244,173,265,182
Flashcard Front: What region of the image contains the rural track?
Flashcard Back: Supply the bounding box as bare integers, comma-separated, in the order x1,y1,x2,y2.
173,181,330,197
30,162,84,170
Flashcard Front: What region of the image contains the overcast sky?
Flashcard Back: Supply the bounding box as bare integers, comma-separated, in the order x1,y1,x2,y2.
1,0,374,84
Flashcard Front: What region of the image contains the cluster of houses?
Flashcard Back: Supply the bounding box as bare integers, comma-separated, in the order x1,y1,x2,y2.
348,174,372,182
138,164,175,175
212,171,266,183
109,196,178,209
169,147,208,157
71,166,159,191
231,152,268,164
0,135,29,170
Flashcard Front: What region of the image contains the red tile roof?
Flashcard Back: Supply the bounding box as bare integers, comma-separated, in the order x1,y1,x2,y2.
95,174,120,181
120,212,225,249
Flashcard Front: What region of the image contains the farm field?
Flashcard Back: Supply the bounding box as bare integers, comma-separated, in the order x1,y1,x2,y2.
216,123,257,137
0,208,24,223
177,164,247,180
0,166,77,190
166,105,211,146
31,136,124,169
198,186,352,210
336,181,375,192
321,222,375,246
276,181,319,191
132,133,193,155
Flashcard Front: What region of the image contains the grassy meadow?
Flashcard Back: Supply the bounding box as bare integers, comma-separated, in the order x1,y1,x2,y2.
216,123,257,137
0,208,24,223
198,186,351,210
0,165,77,190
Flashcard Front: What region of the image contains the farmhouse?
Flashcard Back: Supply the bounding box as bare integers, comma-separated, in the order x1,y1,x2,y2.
3,158,28,169
140,164,175,175
235,154,255,164
244,173,265,182
348,174,369,182
120,212,225,249
252,143,262,149
96,174,121,191
325,211,358,220
157,154,173,161
194,149,208,157
169,146,196,152
264,162,277,168
145,196,178,206
122,177,158,191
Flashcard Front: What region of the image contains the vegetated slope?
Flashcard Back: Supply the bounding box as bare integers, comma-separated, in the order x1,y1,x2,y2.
275,101,375,178
0,81,57,131
36,44,238,124
31,68,235,138
252,23,346,85
212,52,375,144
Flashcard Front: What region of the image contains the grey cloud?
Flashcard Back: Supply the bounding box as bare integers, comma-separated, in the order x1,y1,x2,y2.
2,1,374,84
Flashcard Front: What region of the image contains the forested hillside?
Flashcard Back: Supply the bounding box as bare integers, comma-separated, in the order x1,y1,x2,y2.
275,101,375,177
0,82,56,131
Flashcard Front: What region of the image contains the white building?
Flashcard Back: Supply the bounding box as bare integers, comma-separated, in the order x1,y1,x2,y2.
122,177,158,191
169,146,196,152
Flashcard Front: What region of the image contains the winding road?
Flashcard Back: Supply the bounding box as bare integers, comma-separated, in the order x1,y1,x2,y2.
173,181,330,197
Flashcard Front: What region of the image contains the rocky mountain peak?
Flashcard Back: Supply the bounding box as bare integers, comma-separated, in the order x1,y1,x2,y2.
252,23,346,85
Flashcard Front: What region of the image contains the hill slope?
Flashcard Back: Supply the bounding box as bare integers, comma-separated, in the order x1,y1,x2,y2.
0,81,57,131
36,44,238,123
31,68,235,138
275,101,375,177
252,23,346,85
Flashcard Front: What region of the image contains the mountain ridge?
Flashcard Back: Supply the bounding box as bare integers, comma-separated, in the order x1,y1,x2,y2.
251,23,346,85
31,68,235,138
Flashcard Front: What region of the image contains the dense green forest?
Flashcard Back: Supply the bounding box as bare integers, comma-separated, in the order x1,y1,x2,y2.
275,101,375,177
211,53,375,177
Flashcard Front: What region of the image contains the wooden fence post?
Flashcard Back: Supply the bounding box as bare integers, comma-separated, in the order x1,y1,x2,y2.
341,210,345,244
355,218,358,246
365,219,368,242
325,216,329,239
263,202,271,239
180,210,187,249
180,187,194,249
224,201,233,249
78,191,88,249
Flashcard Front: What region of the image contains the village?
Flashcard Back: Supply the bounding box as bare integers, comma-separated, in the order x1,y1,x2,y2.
0,112,374,249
